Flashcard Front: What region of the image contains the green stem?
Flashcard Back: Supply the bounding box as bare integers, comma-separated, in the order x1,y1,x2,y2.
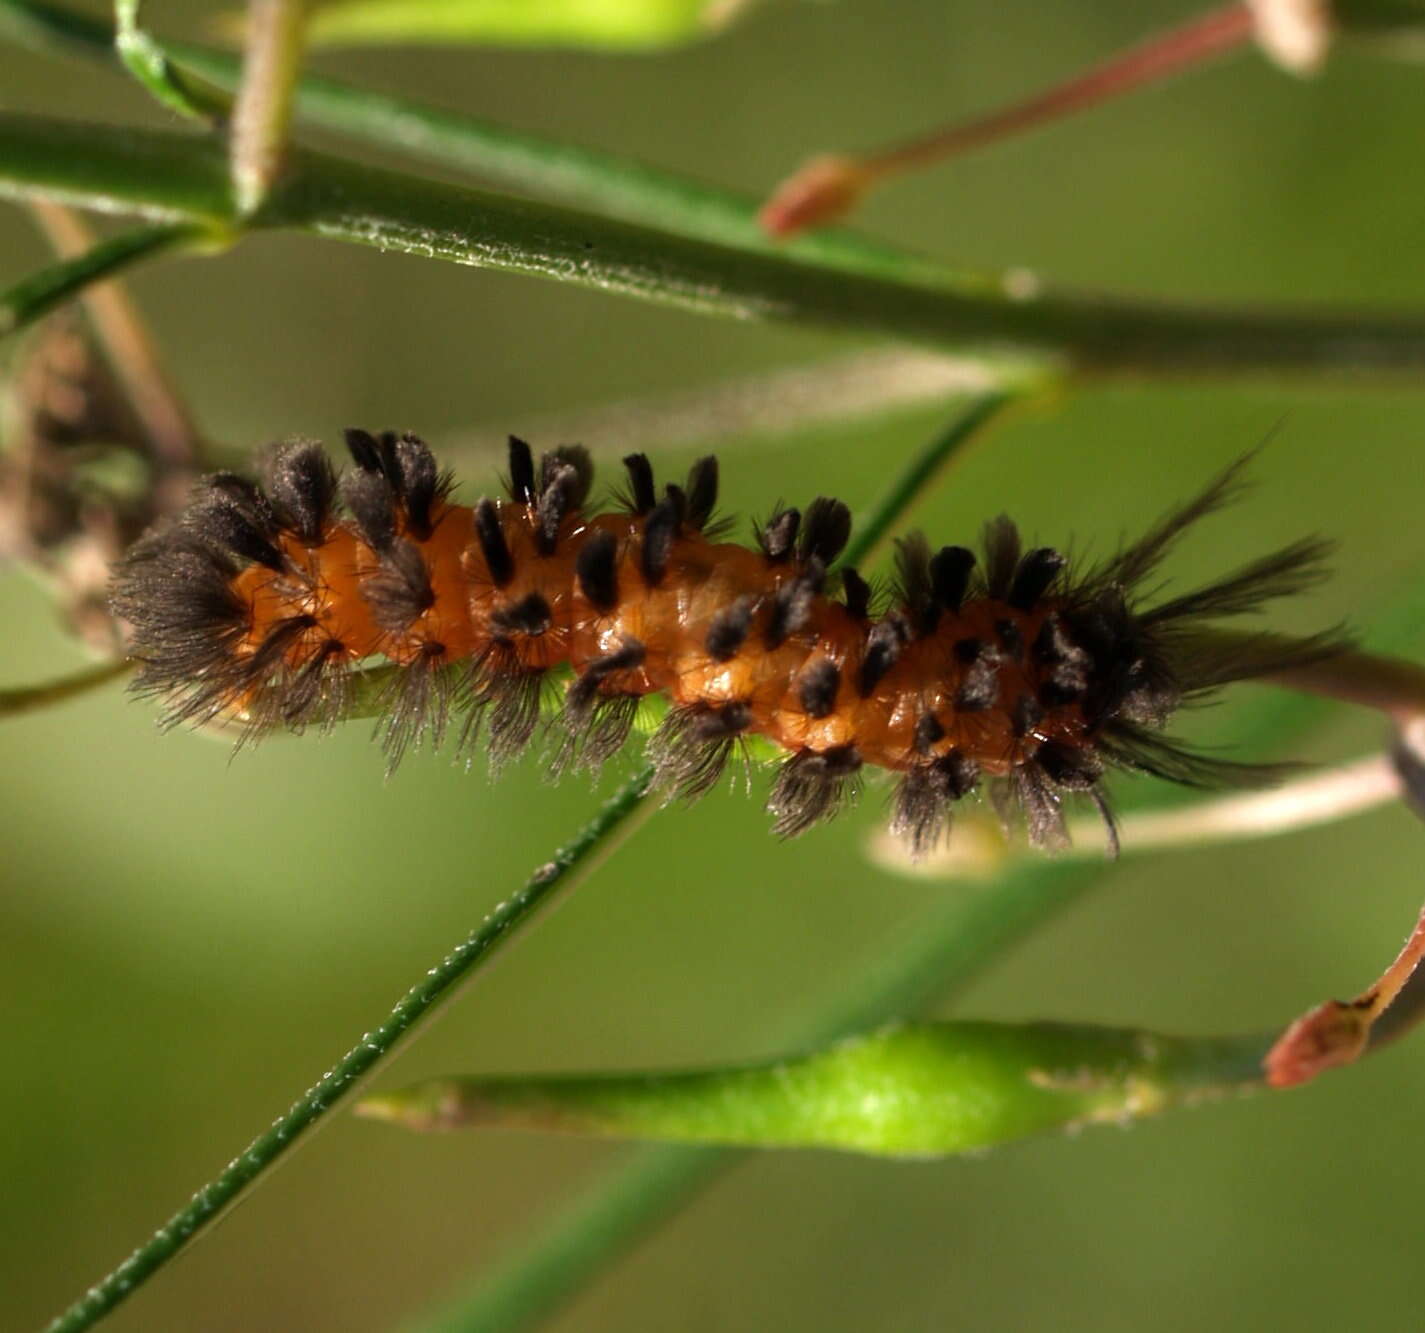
41,766,656,1333
837,389,1019,569
6,114,1425,378
0,221,205,339
0,659,131,717
114,0,224,121
229,0,308,216
0,0,954,283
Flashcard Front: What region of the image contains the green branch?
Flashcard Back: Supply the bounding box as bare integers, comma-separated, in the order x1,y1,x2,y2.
6,112,1425,378
0,0,951,281
0,220,206,339
114,0,225,121
0,659,131,717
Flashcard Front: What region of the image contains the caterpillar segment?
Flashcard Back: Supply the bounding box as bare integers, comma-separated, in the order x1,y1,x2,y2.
111,430,1342,856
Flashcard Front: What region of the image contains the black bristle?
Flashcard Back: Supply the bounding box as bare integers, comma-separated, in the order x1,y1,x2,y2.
996,619,1023,656
1011,693,1043,738
955,652,999,712
841,568,872,619
1041,662,1090,707
344,427,384,473
889,750,980,860
1033,614,1076,665
565,638,646,712
262,441,336,546
490,591,553,638
797,658,841,719
648,701,752,801
953,636,984,664
685,457,719,530
705,596,754,662
394,433,441,540
340,466,397,553
982,514,1022,599
857,616,906,696
575,529,620,613
622,454,657,514
1008,547,1066,611
929,546,976,614
1036,739,1104,790
1013,764,1070,852
662,483,689,525
758,506,801,563
1140,537,1333,628
467,644,545,767
1035,615,1091,706
913,711,944,754
111,535,252,728
800,498,852,567
894,535,937,635
765,564,823,650
1094,453,1253,592
641,497,679,586
187,479,285,571
1096,719,1285,789
363,539,435,632
473,499,514,588
555,638,647,774
535,463,579,556
767,745,862,838
540,445,593,511
507,436,536,504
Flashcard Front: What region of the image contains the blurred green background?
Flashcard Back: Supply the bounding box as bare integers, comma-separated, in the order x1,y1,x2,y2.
5,1,1425,1329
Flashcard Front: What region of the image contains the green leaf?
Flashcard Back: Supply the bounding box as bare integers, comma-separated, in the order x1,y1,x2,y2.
304,0,757,48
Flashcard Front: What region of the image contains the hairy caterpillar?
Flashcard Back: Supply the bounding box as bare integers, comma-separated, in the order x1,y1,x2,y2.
111,431,1340,856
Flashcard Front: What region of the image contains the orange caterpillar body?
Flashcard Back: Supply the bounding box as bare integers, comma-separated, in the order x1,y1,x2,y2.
113,431,1338,854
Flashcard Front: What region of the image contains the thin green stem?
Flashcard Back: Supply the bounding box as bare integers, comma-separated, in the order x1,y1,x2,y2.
0,658,131,717
0,221,204,340
41,766,657,1333
837,389,1020,570
6,114,1425,378
0,0,954,283
114,0,224,121
229,0,308,216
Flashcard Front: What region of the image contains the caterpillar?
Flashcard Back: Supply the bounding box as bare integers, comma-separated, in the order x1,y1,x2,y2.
110,430,1341,857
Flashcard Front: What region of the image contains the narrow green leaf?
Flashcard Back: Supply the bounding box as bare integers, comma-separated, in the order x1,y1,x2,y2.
0,659,132,717
304,0,754,49
0,221,206,340
39,766,657,1333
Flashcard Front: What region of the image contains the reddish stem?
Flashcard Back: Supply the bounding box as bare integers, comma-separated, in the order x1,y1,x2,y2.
761,4,1257,237
872,4,1255,175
